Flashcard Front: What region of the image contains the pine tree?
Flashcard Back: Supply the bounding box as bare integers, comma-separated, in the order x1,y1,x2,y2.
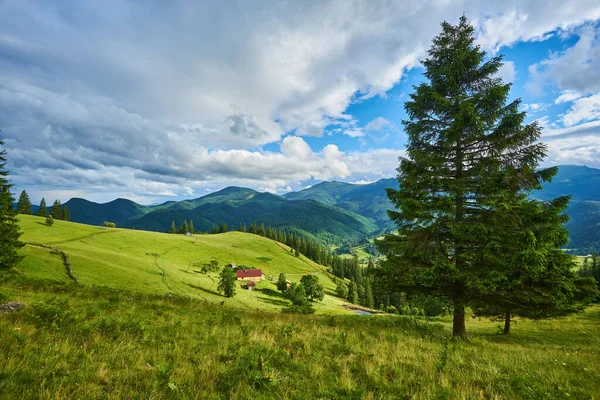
335,279,349,299
288,283,307,306
277,272,288,292
217,267,236,298
51,200,62,219
62,205,70,221
170,221,177,234
219,222,228,233
365,280,374,309
0,140,24,270
182,219,189,234
347,280,358,304
45,214,54,226
37,198,47,217
189,220,195,234
376,17,568,338
16,190,32,215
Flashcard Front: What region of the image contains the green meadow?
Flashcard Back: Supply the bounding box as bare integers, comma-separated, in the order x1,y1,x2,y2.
15,215,345,314
1,215,600,399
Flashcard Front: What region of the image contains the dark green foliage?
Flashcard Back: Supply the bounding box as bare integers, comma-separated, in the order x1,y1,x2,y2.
364,280,374,309
16,190,32,215
276,272,288,292
170,221,177,234
217,267,236,298
51,200,62,220
287,283,307,306
180,219,189,234
45,215,54,226
0,140,24,270
63,197,151,227
335,280,348,299
189,220,195,234
377,17,566,337
300,275,324,302
62,205,70,221
472,197,598,332
37,198,47,217
103,221,116,228
347,281,358,304
219,222,228,233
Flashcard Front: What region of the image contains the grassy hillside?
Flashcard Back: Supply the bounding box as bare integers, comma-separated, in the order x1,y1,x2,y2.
15,215,346,314
1,277,599,399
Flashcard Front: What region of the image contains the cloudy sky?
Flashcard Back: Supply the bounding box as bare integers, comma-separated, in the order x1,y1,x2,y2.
2,1,600,204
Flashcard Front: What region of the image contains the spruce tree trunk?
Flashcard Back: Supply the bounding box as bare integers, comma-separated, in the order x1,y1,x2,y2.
503,312,511,334
452,304,467,338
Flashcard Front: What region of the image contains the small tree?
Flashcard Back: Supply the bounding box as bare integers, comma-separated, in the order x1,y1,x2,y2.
16,190,32,215
217,267,236,298
288,283,308,306
37,198,47,217
103,221,116,228
364,280,374,309
189,220,195,234
181,219,189,234
219,222,228,233
300,274,324,302
62,205,70,221
170,221,177,234
335,280,349,299
276,272,288,292
0,140,24,270
45,214,54,226
51,200,62,219
347,281,358,304
294,246,300,258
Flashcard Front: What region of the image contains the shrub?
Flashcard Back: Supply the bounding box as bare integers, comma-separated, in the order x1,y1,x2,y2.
103,221,116,228
45,215,54,226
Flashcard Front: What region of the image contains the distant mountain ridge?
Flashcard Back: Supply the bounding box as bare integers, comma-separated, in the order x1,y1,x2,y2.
46,165,600,252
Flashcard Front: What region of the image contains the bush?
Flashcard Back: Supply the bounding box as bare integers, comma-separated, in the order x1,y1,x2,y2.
103,221,116,228
287,283,307,306
45,215,54,226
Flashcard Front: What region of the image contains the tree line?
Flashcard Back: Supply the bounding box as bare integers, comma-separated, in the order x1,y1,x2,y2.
16,190,70,221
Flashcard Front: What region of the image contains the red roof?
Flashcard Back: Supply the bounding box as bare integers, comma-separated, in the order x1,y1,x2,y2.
236,269,263,278
246,281,256,286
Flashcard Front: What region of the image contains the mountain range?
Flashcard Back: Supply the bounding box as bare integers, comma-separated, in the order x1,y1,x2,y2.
32,165,600,252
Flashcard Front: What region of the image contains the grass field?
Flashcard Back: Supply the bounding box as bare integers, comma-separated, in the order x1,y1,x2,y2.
15,215,346,314
1,277,599,399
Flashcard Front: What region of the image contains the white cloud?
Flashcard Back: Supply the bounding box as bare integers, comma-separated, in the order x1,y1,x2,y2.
496,61,516,83
528,24,600,95
561,92,600,127
2,0,600,201
365,117,396,132
555,90,584,104
522,103,549,113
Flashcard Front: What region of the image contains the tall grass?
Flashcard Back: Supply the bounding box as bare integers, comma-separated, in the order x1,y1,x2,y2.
1,274,599,399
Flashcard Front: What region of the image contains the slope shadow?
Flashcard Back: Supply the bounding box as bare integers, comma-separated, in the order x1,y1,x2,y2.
254,287,290,307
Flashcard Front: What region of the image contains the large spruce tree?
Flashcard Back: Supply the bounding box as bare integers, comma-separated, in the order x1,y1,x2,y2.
377,17,563,338
16,190,32,214
0,140,24,270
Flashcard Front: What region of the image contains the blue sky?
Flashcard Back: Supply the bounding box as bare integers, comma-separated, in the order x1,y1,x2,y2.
1,1,600,204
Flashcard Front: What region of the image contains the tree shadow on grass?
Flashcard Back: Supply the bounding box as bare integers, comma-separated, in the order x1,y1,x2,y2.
254,287,290,307
184,282,220,297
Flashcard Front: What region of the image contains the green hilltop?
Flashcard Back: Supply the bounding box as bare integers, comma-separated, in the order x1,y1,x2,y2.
16,215,347,314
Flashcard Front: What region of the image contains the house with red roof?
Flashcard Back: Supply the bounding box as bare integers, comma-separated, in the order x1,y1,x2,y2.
235,269,264,282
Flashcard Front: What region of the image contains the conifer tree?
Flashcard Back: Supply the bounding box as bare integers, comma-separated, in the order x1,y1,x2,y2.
347,280,358,304
51,200,62,219
0,140,24,270
37,197,47,217
45,214,54,226
182,219,189,234
277,272,288,292
377,16,573,338
217,267,236,298
365,280,374,309
335,279,349,299
189,220,195,234
170,221,177,234
62,205,70,221
16,190,32,214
